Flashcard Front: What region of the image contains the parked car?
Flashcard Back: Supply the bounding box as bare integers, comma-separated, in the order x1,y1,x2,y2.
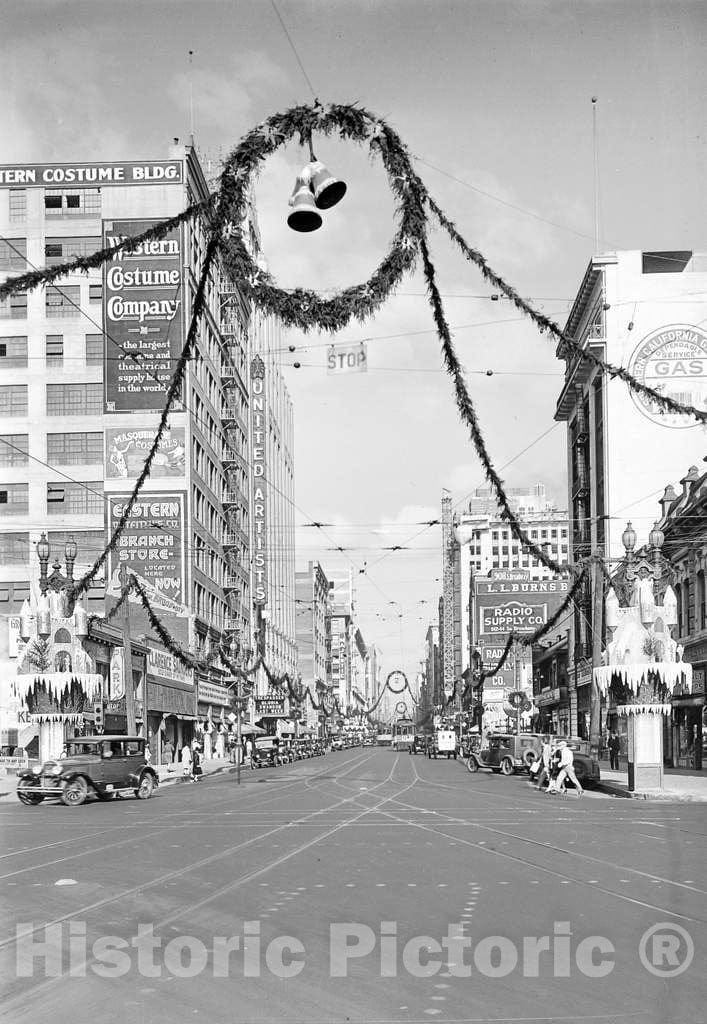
466,733,542,775
16,736,158,807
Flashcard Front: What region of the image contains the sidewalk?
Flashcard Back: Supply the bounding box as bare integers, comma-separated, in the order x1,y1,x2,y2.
596,759,707,801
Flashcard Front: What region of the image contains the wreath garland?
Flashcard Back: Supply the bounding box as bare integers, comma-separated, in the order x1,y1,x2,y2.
0,101,700,687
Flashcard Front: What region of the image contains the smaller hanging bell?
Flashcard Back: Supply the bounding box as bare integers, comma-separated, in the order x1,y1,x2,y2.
287,173,322,232
309,161,347,210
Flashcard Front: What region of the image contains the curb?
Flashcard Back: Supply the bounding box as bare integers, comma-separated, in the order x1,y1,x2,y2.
595,780,707,802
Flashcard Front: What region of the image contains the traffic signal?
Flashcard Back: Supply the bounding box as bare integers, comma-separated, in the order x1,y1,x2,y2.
93,702,104,733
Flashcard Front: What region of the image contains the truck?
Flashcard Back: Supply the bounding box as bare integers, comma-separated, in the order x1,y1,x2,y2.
427,728,457,759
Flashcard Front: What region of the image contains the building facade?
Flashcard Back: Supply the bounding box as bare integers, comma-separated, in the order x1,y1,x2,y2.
555,249,707,738
295,560,330,729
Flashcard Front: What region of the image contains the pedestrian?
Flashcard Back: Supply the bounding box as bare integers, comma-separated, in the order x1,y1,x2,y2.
163,738,174,764
245,736,255,770
181,741,193,782
607,730,621,771
555,740,583,798
545,742,563,794
191,741,203,781
533,737,552,791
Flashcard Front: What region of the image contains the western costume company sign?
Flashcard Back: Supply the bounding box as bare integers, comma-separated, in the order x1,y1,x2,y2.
103,219,183,413
251,356,267,605
628,324,707,428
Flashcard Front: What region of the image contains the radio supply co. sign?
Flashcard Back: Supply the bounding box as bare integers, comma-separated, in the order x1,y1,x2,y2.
475,577,569,641
628,324,707,428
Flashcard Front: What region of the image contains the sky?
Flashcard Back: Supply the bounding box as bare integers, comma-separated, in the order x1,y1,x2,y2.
2,0,705,683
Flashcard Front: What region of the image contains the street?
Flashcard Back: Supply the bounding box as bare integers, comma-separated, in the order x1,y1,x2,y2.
1,748,705,1024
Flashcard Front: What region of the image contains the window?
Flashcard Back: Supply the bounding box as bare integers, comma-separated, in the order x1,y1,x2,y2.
0,533,28,564
47,481,103,515
89,284,102,303
47,432,102,464
0,434,28,467
0,239,27,271
0,336,28,367
0,385,28,416
46,383,102,415
48,529,105,562
698,571,706,632
85,334,103,365
0,484,29,514
46,335,63,366
44,189,101,218
44,236,101,266
9,189,26,222
0,580,31,613
0,292,27,319
46,286,81,318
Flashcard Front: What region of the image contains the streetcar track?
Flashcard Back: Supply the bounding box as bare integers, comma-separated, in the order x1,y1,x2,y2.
0,751,378,949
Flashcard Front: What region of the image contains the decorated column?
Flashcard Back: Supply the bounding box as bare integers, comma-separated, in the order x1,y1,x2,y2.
593,580,689,792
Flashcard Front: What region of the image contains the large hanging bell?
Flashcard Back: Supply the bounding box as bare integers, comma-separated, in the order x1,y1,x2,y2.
287,174,322,232
309,161,347,210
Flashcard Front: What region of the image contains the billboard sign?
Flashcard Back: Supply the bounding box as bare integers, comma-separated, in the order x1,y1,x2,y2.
0,161,183,187
105,492,189,645
475,577,569,642
105,426,186,480
103,219,183,413
628,324,707,429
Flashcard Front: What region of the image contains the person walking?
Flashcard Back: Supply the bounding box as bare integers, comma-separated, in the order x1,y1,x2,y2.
181,741,193,782
555,740,583,797
607,730,621,771
163,739,174,765
245,735,255,770
545,741,563,794
533,737,552,791
191,741,203,782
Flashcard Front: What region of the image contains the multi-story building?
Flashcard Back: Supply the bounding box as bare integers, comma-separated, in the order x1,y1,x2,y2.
555,249,707,736
0,147,284,746
294,560,330,729
351,627,368,711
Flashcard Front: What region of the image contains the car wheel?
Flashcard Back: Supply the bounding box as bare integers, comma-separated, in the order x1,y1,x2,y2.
500,757,514,776
467,756,479,774
524,749,537,769
62,777,89,807
17,780,44,805
136,774,155,800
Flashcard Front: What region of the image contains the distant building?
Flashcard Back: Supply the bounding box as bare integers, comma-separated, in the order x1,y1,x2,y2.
295,561,330,730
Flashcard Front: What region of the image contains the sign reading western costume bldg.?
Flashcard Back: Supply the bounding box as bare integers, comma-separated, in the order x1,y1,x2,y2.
251,355,267,605
0,161,183,186
103,219,183,413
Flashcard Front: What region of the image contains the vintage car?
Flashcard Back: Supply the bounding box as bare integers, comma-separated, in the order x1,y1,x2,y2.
426,729,458,759
466,733,601,784
16,735,158,807
466,732,544,775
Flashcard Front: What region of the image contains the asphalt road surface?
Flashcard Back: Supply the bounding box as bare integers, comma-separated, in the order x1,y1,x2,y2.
1,748,705,1024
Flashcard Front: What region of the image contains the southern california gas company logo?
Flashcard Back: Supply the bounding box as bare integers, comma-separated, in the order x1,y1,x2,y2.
628,324,707,428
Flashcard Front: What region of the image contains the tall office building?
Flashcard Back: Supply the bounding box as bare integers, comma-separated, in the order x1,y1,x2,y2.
0,147,296,741
295,560,330,729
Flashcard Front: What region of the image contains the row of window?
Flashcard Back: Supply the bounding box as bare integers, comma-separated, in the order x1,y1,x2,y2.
0,432,103,467
0,482,103,515
488,527,568,541
5,188,102,220
0,530,106,564
0,236,103,271
0,383,103,416
0,335,103,368
0,285,101,320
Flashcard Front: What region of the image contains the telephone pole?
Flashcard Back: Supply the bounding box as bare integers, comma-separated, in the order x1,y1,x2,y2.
118,564,137,736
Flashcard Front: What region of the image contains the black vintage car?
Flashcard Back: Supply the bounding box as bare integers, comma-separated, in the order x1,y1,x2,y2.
16,736,158,807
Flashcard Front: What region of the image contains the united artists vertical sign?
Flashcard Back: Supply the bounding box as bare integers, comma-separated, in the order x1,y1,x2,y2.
251,355,267,605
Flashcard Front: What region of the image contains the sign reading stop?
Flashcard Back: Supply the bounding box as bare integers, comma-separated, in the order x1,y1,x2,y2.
327,341,368,374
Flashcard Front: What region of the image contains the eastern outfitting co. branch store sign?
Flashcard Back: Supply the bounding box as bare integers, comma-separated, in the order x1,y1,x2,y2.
475,577,569,641
251,356,267,605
